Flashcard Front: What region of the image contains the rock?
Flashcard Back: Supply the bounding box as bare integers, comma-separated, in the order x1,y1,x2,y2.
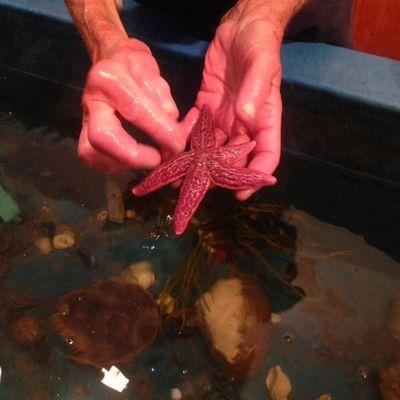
266,365,292,400
106,180,125,224
196,277,271,378
379,362,400,400
314,395,332,400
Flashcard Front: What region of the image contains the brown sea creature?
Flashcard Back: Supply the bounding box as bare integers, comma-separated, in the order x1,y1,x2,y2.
196,276,271,378
50,277,159,368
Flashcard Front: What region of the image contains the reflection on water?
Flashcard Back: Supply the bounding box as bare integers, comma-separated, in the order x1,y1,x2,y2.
1,74,400,400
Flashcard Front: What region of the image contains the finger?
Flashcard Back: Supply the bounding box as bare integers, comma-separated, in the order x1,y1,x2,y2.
235,55,281,126
78,116,128,172
89,72,187,155
252,84,282,166
140,75,180,120
182,106,200,134
128,54,180,120
234,152,278,201
166,107,200,189
235,86,282,201
86,100,161,169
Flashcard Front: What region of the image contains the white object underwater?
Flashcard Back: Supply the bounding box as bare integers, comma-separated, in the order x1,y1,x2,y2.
101,366,129,392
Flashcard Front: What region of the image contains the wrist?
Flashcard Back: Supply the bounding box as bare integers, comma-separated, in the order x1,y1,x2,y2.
65,0,129,62
83,2,128,61
226,0,306,39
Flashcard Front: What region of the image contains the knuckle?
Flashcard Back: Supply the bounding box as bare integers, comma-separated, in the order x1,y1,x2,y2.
87,60,117,85
157,77,170,92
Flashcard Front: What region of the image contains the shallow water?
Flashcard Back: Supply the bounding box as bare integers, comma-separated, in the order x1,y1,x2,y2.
1,67,400,400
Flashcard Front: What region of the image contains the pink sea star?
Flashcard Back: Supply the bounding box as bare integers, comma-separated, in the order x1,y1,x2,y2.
132,105,276,235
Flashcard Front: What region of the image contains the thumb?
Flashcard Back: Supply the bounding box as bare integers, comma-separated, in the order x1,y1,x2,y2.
235,56,281,126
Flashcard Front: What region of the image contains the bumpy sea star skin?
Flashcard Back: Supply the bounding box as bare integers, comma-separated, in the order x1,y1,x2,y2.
133,105,275,235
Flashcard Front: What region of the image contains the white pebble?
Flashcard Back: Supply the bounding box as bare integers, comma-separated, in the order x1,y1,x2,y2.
170,388,182,400
120,261,155,289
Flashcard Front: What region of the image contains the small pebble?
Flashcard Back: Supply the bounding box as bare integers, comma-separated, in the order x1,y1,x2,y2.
126,209,137,219
314,395,332,400
34,237,52,255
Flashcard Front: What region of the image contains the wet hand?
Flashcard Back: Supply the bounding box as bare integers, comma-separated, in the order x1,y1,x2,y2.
185,5,283,200
78,38,187,171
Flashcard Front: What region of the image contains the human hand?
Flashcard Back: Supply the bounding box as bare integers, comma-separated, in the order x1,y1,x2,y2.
185,0,286,200
78,38,187,172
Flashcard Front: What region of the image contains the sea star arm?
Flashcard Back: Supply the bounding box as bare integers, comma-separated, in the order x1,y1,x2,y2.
132,152,194,196
190,105,216,150
214,141,256,165
173,166,211,235
208,161,275,190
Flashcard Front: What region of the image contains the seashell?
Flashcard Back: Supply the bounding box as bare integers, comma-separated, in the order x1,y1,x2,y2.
196,277,271,378
266,365,292,400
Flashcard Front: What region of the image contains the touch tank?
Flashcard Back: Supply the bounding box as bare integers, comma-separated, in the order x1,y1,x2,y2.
0,1,400,399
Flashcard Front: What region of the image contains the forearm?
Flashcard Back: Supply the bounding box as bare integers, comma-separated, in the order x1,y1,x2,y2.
228,0,307,39
65,0,128,61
